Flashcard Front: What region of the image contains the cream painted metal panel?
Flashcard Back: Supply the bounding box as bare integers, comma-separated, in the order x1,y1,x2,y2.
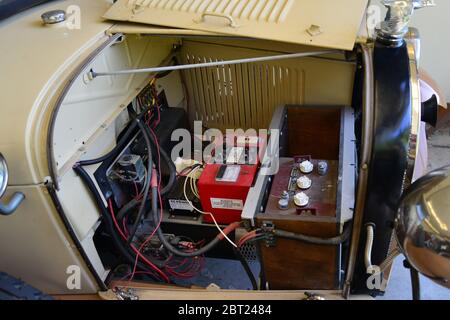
103,0,368,50
52,36,176,174
0,0,114,185
0,185,99,294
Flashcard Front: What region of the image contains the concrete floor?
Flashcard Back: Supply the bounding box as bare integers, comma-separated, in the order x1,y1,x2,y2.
379,122,450,300
380,256,450,300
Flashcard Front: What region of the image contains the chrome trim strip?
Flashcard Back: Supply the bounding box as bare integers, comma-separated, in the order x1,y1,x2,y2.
343,44,375,298
0,153,8,198
405,38,422,187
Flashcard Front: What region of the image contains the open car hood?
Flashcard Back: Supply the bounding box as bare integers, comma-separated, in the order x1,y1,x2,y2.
103,0,368,50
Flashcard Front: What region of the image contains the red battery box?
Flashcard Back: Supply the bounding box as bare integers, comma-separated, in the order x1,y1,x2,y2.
198,164,258,224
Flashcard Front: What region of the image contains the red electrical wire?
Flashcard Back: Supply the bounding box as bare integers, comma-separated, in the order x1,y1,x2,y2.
117,82,198,283
154,105,161,128
121,115,208,281
164,242,205,279
149,127,162,187
150,82,161,128
237,230,257,247
128,125,164,281
166,257,189,269
122,217,128,238
166,255,203,278
129,127,163,280
107,198,169,283
129,169,162,281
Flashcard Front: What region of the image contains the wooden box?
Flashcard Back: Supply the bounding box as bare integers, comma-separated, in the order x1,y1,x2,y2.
255,105,354,290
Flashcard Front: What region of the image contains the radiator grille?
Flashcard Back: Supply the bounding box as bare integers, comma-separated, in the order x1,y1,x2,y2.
181,52,304,130
130,0,294,23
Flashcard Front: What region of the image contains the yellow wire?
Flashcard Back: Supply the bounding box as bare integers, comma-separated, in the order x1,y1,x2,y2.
189,169,200,199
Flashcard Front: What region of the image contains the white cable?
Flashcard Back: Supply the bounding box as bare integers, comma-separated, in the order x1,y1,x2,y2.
365,224,374,270
365,224,401,273
183,166,237,248
92,50,340,77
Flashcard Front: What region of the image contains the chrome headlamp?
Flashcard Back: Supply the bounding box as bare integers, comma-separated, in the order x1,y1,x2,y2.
395,166,450,289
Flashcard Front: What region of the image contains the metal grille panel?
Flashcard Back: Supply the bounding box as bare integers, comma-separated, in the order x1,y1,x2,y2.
130,0,294,23
181,51,304,130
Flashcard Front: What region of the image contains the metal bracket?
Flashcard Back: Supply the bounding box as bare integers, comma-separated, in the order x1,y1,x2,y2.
261,221,276,247
304,292,326,300
114,287,139,300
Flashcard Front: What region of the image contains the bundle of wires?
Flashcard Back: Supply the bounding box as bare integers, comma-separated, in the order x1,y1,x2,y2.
164,241,205,279
237,229,268,248
74,76,240,284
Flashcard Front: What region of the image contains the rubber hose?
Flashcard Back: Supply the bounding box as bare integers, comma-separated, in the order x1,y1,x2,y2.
274,224,351,246
116,198,140,222
364,224,374,269
127,104,176,196
141,121,176,196
126,106,176,197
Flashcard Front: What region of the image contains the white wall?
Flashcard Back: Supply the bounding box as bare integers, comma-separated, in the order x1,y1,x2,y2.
410,0,450,101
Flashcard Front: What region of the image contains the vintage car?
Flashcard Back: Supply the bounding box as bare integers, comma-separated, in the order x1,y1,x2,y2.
0,0,448,300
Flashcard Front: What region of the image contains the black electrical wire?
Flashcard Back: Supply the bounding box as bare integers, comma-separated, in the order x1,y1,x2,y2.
77,96,158,167
153,59,176,79
75,100,173,260
77,121,138,167
75,107,153,252
233,247,258,290
72,164,166,272
273,224,352,245
146,126,177,196
154,54,178,79
130,101,241,258
128,106,176,197
116,198,140,222
126,118,153,244
77,99,150,167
